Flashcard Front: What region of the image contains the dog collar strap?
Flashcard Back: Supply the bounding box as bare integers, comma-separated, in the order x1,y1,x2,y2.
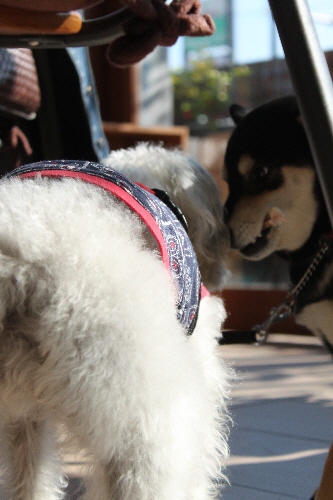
18,168,170,269
151,188,189,233
8,160,202,335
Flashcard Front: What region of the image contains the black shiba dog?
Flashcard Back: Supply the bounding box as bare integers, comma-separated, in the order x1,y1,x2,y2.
225,95,333,353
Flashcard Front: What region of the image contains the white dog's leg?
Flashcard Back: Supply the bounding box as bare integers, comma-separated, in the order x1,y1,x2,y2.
0,419,66,500
71,296,230,500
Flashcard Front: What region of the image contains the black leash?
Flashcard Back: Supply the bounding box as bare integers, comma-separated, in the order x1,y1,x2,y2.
220,300,293,345
220,236,330,345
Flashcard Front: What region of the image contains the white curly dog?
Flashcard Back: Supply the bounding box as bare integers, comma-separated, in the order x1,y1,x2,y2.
0,144,233,500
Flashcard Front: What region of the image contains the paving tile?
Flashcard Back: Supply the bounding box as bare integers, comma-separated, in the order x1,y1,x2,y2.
219,334,333,499
225,427,328,497
220,337,333,408
231,397,333,443
220,483,307,500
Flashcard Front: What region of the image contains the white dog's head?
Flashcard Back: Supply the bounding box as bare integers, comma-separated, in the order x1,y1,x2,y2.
103,143,230,291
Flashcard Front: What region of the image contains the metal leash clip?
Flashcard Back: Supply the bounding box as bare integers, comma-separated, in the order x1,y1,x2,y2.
253,236,331,345
254,299,294,345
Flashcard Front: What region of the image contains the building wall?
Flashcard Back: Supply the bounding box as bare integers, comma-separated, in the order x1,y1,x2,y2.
232,50,333,109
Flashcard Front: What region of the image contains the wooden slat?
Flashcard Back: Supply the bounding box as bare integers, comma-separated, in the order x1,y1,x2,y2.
0,6,82,35
220,288,312,336
103,122,189,151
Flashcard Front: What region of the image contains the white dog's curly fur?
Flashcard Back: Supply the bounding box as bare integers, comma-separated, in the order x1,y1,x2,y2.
0,144,233,500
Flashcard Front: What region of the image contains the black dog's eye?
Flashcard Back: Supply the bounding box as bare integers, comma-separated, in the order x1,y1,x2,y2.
252,166,269,179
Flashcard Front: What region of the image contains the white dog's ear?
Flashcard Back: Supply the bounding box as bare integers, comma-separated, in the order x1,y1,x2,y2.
229,103,249,125
103,144,231,291
169,162,230,291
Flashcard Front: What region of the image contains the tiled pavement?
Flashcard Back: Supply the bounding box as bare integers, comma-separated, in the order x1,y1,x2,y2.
219,334,333,500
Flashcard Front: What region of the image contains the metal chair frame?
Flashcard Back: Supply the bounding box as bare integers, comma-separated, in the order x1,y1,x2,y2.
269,0,333,228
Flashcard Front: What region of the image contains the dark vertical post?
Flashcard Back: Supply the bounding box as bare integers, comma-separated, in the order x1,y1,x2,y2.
268,0,333,227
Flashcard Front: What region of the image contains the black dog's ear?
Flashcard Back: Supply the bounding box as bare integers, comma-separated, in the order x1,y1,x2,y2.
229,104,248,124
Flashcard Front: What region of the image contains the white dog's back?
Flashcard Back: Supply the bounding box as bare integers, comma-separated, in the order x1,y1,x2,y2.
0,151,232,499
